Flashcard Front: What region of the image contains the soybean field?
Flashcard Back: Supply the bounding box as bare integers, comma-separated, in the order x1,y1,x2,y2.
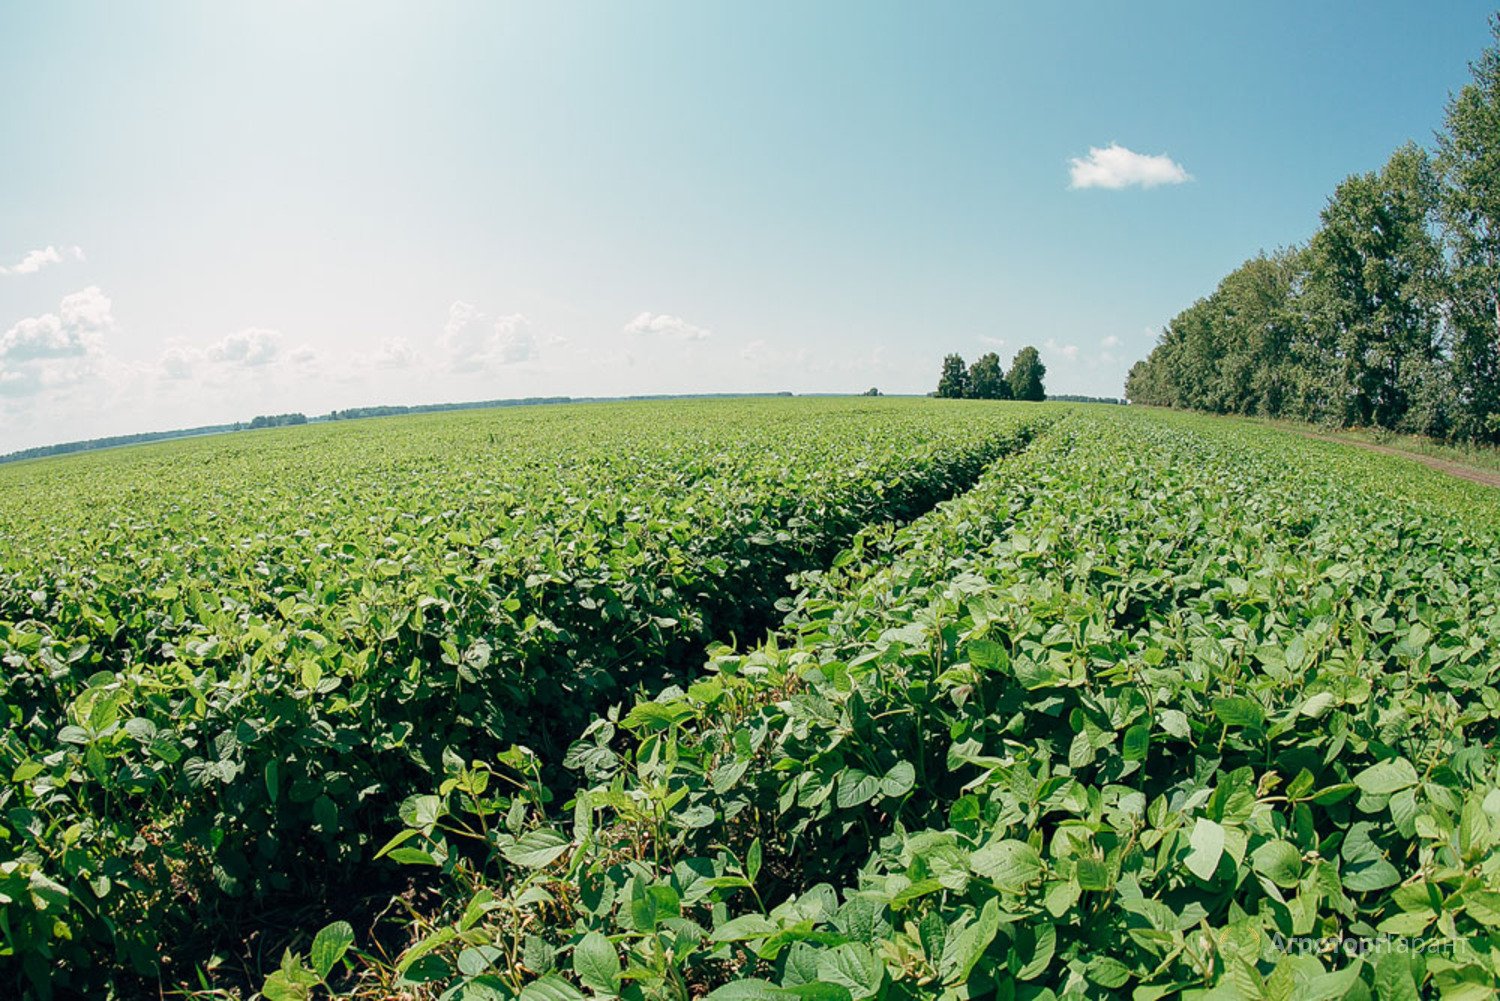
2,400,1499,1000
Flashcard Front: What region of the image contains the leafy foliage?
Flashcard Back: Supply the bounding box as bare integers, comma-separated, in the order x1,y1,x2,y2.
352,408,1500,999
0,397,1045,996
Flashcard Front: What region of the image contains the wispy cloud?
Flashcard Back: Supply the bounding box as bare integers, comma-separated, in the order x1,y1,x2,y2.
623,311,711,340
1068,143,1191,190
0,245,85,276
1044,338,1080,360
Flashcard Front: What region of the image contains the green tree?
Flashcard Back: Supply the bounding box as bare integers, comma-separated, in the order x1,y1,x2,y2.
1299,144,1446,430
936,353,970,398
966,352,1011,399
1007,346,1046,401
1437,14,1500,441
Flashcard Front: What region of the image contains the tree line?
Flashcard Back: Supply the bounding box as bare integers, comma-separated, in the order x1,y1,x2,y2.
935,345,1047,400
1126,17,1500,444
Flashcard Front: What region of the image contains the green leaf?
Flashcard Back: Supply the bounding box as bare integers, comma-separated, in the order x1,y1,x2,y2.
965,639,1007,671
816,943,885,1000
502,829,570,869
780,986,854,1001
1184,818,1226,880
1342,857,1400,892
518,975,587,1001
1212,696,1264,732
1372,951,1420,1001
703,981,790,1001
1122,723,1150,761
572,931,621,995
970,838,1043,892
1353,758,1418,796
310,920,354,980
1075,857,1111,892
713,913,779,942
941,897,1001,985
1251,839,1302,888
1158,709,1191,739
835,768,881,809
880,761,916,798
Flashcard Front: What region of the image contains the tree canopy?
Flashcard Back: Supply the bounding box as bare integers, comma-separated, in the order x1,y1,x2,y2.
936,353,970,398
1007,347,1046,402
935,347,1045,401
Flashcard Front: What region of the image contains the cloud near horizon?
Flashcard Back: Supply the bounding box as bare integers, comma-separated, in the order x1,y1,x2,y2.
157,327,320,382
442,302,538,371
0,245,85,276
623,311,711,340
1068,143,1191,189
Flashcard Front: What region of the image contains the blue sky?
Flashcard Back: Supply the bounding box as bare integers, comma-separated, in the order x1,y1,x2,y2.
0,1,1494,451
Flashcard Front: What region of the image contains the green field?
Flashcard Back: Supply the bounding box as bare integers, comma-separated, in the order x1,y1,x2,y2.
1,400,1498,999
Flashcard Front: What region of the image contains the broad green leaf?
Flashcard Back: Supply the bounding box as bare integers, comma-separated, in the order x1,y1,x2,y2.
310,920,354,980
835,769,882,809
817,943,885,1000
970,839,1043,892
1251,840,1302,888
1353,758,1418,796
572,931,621,994
1184,818,1226,880
502,829,570,869
518,975,587,1001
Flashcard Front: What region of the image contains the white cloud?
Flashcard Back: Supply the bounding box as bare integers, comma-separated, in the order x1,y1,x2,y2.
623,311,711,340
156,327,322,383
1,286,114,362
1044,338,1080,360
206,327,283,367
158,345,198,380
491,314,536,365
442,302,538,370
1068,143,1191,190
370,337,418,369
0,245,85,276
1101,334,1121,349
0,287,114,397
977,336,1007,350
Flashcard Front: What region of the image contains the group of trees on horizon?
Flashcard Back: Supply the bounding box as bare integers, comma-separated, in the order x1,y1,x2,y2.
1126,17,1500,445
936,345,1047,401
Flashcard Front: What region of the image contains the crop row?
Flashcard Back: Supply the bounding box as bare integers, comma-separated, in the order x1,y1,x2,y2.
0,398,1047,995
354,409,1500,1000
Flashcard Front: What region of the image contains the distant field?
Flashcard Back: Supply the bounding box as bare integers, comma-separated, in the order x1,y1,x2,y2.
2,401,1497,999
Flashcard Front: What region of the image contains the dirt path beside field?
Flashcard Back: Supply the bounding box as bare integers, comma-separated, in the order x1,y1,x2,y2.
1299,432,1500,489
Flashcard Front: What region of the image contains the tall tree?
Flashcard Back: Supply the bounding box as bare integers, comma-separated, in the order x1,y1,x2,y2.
1300,143,1446,430
936,353,970,398
966,352,1010,399
1007,347,1046,401
1437,14,1500,441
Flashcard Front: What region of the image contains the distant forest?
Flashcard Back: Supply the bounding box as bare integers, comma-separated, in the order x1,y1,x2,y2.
1127,17,1500,444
